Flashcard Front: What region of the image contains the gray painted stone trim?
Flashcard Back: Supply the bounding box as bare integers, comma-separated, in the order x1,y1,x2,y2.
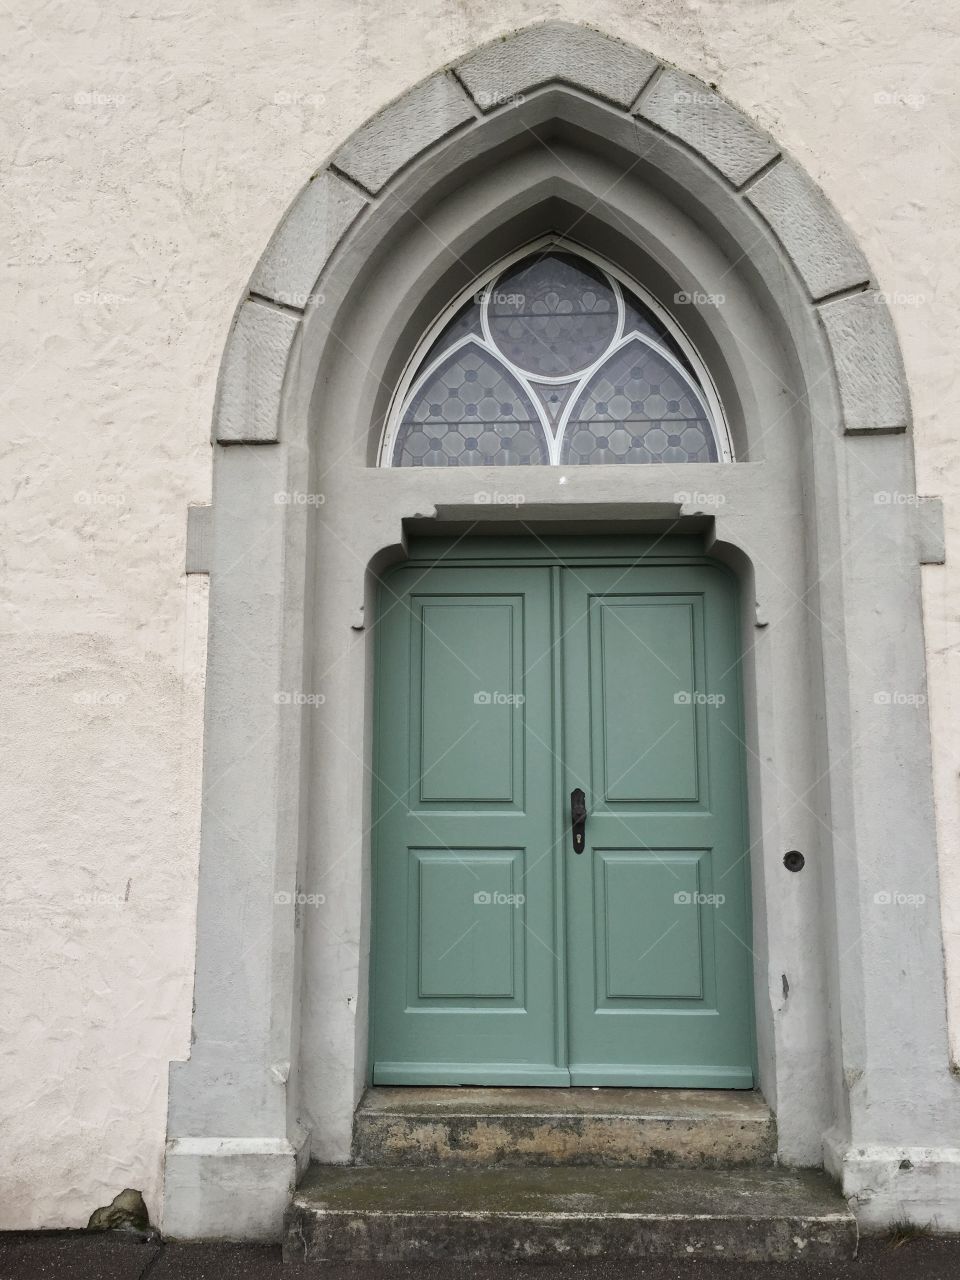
168,20,937,1243
917,497,946,565
637,69,780,187
249,171,368,308
823,1133,960,1231
214,299,300,443
331,74,477,195
164,1136,305,1240
210,22,908,450
747,158,872,301
455,21,658,111
817,291,910,434
185,505,213,574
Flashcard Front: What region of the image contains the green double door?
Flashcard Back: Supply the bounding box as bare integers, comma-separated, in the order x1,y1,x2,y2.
371,539,754,1088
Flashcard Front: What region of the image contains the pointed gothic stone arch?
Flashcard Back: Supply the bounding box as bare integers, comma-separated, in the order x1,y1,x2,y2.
164,21,954,1241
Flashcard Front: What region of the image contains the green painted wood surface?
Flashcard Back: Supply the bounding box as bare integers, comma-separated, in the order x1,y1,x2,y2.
371,546,753,1087
561,566,753,1086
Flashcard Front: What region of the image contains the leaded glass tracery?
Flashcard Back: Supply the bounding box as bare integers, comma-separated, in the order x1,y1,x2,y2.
560,338,718,465
391,342,549,466
385,250,727,467
485,255,618,378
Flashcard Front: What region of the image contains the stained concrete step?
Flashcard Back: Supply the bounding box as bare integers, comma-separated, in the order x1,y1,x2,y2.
284,1164,857,1264
353,1086,777,1168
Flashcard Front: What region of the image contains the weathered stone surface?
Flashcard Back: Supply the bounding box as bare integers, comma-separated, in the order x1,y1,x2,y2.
284,1164,858,1263
818,291,910,433
747,159,871,300
456,22,658,111
638,70,779,186
87,1188,152,1237
332,74,476,195
827,1139,960,1233
249,171,367,308
185,505,212,574
917,497,946,565
164,1138,300,1241
214,300,299,443
353,1086,776,1168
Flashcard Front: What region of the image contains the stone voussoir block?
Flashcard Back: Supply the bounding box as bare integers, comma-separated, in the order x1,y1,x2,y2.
638,69,780,187
214,299,300,444
818,290,910,434
747,158,871,301
331,74,476,195
455,21,658,112
249,171,367,309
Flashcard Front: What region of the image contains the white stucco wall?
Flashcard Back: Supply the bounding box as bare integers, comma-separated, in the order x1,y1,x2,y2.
2,0,958,1230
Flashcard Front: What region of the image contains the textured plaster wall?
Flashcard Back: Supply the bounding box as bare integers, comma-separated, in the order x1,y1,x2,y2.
2,0,958,1230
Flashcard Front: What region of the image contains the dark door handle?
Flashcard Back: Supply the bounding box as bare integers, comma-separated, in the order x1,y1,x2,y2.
571,788,587,854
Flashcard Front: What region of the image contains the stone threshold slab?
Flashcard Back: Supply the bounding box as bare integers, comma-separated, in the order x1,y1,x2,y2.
359,1086,771,1117
284,1164,857,1263
352,1087,776,1168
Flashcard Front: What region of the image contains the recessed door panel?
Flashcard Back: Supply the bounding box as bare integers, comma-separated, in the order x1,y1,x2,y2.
598,850,704,1001
418,601,517,804
413,849,523,1000
597,601,699,802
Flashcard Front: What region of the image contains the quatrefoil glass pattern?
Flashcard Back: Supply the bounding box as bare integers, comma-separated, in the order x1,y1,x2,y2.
387,251,726,467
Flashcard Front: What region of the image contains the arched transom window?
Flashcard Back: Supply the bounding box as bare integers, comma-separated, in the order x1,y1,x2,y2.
381,248,730,466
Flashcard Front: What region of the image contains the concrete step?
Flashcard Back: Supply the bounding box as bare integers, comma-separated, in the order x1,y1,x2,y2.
284,1164,857,1264
352,1086,777,1168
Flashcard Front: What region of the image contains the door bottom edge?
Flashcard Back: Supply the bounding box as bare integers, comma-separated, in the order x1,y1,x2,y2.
373,1064,572,1086
568,1066,754,1089
371,1064,754,1088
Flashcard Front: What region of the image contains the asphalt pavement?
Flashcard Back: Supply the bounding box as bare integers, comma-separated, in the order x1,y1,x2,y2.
1,1234,960,1280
